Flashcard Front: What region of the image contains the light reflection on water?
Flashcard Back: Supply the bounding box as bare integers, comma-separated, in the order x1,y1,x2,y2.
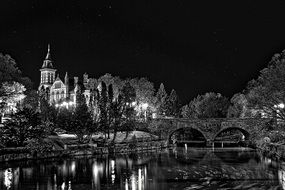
0,148,284,189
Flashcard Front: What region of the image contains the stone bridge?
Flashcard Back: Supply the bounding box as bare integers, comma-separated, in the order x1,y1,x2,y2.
155,118,272,145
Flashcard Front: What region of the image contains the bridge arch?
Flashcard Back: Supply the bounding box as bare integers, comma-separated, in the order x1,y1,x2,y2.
168,127,207,145
213,127,250,141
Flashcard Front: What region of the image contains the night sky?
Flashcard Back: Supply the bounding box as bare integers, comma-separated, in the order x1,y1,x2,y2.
1,0,285,104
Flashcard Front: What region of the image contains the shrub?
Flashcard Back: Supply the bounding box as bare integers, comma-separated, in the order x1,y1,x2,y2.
26,139,53,154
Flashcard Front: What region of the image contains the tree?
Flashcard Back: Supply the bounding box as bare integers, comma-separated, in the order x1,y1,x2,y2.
38,94,57,134
106,84,114,138
129,77,156,120
156,83,168,116
98,73,114,87
98,73,124,99
74,92,94,142
119,82,136,138
181,94,203,119
182,92,230,119
0,82,26,115
56,92,93,143
165,89,180,117
246,50,285,122
111,94,124,142
0,108,44,147
98,82,108,138
22,90,39,110
130,78,156,104
227,93,251,118
199,93,230,118
0,53,32,121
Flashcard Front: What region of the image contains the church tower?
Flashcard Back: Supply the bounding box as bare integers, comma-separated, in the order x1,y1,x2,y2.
64,72,69,98
39,44,56,91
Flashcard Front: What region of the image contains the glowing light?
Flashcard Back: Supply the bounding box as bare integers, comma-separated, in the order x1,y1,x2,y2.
54,174,57,189
131,101,136,106
141,103,148,110
61,182,65,190
138,168,142,190
111,160,115,172
4,168,13,189
71,161,76,174
92,161,103,187
62,102,68,107
125,179,129,190
111,160,115,184
131,174,136,190
68,181,72,190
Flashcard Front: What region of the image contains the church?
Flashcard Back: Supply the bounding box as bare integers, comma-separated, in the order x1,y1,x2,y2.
38,44,91,107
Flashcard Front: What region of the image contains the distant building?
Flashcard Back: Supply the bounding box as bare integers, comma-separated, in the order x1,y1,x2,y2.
38,44,91,107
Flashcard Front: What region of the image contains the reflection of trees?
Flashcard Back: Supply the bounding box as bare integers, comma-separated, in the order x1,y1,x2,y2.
278,168,285,190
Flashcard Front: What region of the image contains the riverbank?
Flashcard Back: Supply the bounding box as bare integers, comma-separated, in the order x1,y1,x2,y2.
257,142,285,161
0,140,167,162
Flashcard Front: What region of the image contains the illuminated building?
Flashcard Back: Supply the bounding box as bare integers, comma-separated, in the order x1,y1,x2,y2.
38,44,91,107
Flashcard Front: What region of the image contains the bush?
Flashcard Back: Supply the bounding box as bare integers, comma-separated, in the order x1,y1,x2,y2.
26,139,53,154
267,130,285,143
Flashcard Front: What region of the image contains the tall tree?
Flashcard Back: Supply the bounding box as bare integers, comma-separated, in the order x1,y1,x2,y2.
98,82,108,138
156,83,168,116
120,82,136,138
246,50,285,122
166,89,180,117
106,84,114,138
74,92,94,142
38,94,57,134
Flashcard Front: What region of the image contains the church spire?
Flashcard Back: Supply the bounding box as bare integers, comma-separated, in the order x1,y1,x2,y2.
65,72,69,84
41,43,54,69
45,44,51,60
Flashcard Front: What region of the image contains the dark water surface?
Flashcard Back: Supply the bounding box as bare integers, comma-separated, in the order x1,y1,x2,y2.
0,147,285,190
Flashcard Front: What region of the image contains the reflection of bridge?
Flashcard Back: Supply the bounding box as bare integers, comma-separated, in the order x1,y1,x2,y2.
157,148,258,167
155,118,271,146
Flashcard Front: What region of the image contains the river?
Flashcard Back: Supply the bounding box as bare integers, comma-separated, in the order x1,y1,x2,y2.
0,147,284,190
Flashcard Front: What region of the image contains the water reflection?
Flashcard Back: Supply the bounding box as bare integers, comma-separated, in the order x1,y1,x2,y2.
278,165,285,190
0,148,284,189
4,168,12,189
92,160,103,189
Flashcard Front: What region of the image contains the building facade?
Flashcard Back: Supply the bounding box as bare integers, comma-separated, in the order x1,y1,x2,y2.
38,45,90,107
